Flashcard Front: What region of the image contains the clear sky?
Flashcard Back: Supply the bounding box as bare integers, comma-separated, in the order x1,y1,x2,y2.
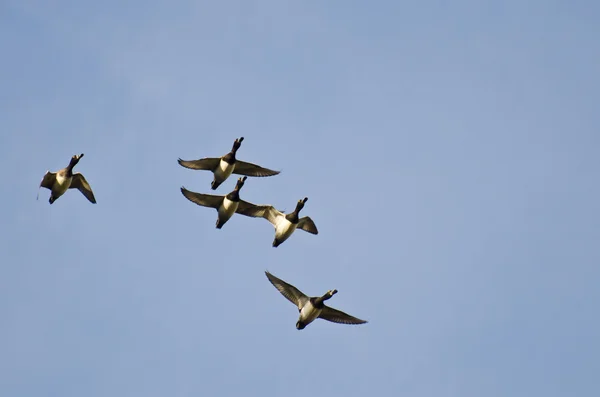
1,1,599,396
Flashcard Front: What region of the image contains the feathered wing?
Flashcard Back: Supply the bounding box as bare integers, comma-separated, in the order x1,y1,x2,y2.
233,160,280,177
265,271,309,309
238,204,281,225
70,173,97,203
37,171,56,200
177,157,220,171
319,305,368,325
298,216,318,235
39,171,56,189
180,187,223,208
235,199,258,214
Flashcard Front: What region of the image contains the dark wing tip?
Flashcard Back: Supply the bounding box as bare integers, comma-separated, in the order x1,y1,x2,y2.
180,186,195,198
180,186,193,198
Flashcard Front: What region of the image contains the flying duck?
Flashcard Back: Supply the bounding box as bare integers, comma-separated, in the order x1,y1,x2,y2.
177,137,280,190
38,153,96,204
265,271,367,330
239,197,318,247
180,176,256,229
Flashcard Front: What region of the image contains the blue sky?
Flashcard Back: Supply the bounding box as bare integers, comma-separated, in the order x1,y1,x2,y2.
1,1,599,396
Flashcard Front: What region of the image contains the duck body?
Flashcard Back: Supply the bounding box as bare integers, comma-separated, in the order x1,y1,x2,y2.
212,158,236,190
296,300,323,330
51,171,73,201
216,196,239,228
214,179,245,228
272,216,299,247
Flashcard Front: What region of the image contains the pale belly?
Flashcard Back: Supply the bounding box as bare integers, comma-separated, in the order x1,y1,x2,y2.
53,174,72,196
214,159,234,181
274,217,298,242
299,301,322,325
218,197,239,222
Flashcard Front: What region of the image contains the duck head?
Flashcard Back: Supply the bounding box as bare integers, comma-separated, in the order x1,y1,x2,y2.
295,197,308,212
234,176,247,190
232,137,244,152
69,153,84,167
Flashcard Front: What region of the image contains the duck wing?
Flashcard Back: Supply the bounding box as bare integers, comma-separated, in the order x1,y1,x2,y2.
39,171,56,189
37,171,56,200
298,216,318,235
180,187,223,208
319,305,368,325
70,173,97,203
233,160,280,177
265,271,309,309
235,199,258,213
177,157,220,171
238,204,281,225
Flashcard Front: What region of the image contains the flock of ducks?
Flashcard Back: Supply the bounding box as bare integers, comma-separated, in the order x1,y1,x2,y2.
37,137,368,330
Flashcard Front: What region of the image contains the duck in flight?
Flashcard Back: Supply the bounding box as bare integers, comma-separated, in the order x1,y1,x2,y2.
180,176,255,229
265,271,367,330
38,153,96,204
239,197,318,247
177,137,280,190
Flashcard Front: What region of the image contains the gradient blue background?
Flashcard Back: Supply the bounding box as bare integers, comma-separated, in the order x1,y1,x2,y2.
2,1,599,396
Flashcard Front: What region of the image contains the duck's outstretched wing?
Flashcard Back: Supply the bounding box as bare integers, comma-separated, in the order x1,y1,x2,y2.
70,173,97,204
37,171,56,200
238,204,281,225
319,306,368,325
298,216,318,235
177,157,219,171
233,160,280,177
236,199,258,213
180,187,222,208
265,271,309,309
